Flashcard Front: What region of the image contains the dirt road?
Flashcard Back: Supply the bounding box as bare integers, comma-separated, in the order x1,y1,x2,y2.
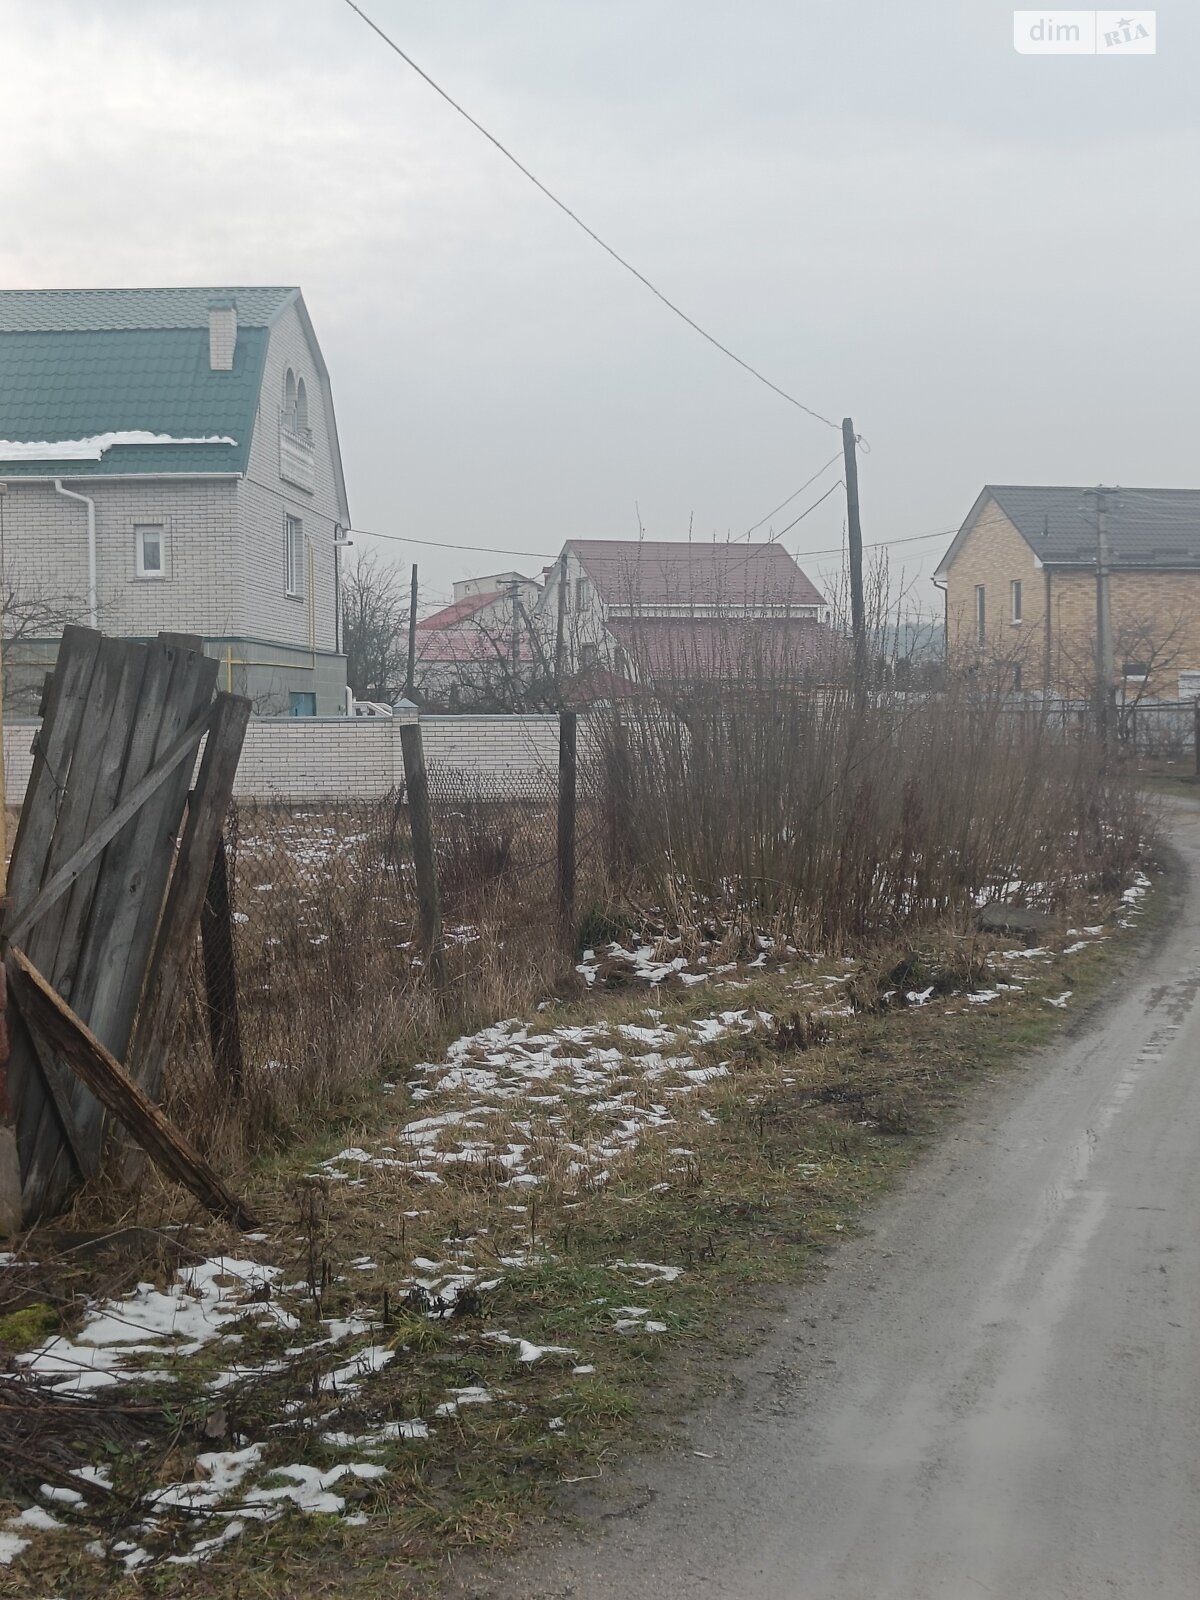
471,808,1200,1599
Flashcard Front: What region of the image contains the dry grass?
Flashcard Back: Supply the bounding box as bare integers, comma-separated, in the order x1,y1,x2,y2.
0,869,1159,1597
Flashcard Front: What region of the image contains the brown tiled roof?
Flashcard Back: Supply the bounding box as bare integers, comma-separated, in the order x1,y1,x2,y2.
567,540,826,610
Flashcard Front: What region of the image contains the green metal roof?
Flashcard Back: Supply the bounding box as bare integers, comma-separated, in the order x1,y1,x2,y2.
0,287,297,333
0,288,299,477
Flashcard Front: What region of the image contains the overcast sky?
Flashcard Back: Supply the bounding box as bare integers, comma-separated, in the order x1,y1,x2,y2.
1,0,1194,612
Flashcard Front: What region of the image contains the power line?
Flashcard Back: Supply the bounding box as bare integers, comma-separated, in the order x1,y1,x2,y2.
798,526,957,561
772,479,845,540
348,521,957,566
349,526,553,560
736,452,844,542
340,0,843,433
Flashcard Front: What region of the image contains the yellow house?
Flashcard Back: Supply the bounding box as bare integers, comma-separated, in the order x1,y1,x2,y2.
935,486,1200,698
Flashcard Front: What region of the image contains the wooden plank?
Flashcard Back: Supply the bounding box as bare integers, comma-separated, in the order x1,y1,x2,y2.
2,627,101,1218
51,644,149,1005
6,945,257,1230
398,721,446,988
128,692,250,1103
15,643,150,1213
199,834,245,1096
99,648,219,1051
22,1020,88,1176
26,637,199,1217
55,642,215,1188
4,699,213,949
9,638,127,1205
5,627,102,913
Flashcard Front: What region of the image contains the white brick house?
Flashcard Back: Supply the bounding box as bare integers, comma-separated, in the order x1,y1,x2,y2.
0,287,351,714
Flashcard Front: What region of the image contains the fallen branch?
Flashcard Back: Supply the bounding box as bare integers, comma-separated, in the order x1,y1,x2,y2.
5,946,257,1230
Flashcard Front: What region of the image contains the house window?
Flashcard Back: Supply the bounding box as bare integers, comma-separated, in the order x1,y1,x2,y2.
580,642,598,670
575,576,589,613
285,514,304,598
975,584,986,646
135,523,165,578
1011,579,1022,624
295,377,309,437
288,691,317,717
284,368,297,430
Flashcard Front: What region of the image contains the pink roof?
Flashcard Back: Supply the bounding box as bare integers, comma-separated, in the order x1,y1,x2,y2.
416,627,535,665
416,591,503,631
567,540,827,610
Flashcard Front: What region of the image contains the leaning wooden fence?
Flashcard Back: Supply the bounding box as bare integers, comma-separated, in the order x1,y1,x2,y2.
0,627,252,1233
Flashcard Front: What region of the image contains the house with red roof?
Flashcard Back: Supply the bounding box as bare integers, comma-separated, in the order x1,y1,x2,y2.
413,570,541,706
537,539,834,687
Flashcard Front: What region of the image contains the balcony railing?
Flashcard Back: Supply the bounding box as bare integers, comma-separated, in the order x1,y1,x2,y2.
279,423,315,493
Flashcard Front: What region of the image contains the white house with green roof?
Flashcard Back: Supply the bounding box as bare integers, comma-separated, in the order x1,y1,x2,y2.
0,287,351,715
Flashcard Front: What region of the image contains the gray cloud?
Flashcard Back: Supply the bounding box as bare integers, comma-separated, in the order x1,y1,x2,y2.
2,0,1196,605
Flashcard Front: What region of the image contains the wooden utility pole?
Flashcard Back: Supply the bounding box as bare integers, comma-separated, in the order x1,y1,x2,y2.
509,578,521,699
405,563,418,701
842,417,867,708
398,719,446,990
554,552,567,704
557,710,577,950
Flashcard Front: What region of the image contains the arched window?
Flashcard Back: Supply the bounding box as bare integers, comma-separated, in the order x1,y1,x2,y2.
295,377,309,437
283,368,297,430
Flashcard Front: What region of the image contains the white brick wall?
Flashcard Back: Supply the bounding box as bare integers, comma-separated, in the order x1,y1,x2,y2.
239,302,342,653
0,478,241,637
0,302,344,659
4,712,562,806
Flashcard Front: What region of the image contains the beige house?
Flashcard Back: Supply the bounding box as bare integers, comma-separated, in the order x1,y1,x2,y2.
935,486,1200,698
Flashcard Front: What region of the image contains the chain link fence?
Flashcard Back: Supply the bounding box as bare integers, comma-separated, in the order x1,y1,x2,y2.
165,731,616,1160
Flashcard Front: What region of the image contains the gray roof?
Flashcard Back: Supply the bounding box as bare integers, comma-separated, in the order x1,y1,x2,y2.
939,485,1200,573
0,287,298,333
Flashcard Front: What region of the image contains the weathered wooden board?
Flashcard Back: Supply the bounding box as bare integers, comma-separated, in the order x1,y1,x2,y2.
7,946,257,1230
129,693,250,1104
0,630,250,1229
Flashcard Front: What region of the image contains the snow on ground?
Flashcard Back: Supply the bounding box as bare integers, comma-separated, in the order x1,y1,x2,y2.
0,906,1128,1574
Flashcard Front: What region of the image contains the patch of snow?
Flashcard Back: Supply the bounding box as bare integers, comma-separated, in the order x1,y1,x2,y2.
0,431,237,461
9,1506,64,1532
0,1532,30,1565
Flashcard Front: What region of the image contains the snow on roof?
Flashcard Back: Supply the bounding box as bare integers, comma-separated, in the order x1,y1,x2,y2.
0,431,237,462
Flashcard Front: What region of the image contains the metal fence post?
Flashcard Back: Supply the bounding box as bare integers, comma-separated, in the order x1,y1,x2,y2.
557,710,577,951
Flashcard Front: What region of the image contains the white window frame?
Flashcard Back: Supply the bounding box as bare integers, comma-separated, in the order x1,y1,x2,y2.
1010,578,1023,624
975,584,986,646
135,522,165,579
285,513,304,599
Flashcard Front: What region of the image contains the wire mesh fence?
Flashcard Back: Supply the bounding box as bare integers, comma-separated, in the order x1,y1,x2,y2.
164,745,615,1160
